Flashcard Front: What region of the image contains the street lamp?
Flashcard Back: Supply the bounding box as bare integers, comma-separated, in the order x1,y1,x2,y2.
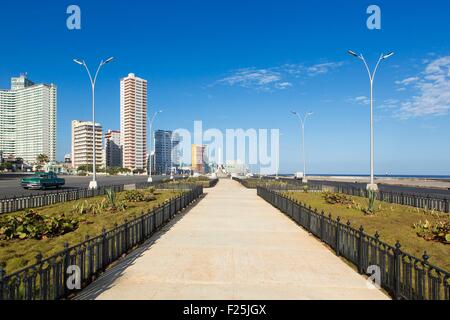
147,110,163,183
291,111,313,183
73,57,114,190
348,50,394,191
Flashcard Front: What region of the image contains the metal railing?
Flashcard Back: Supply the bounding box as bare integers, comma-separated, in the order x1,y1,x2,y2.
233,177,450,213
257,187,450,300
308,181,450,213
0,185,203,300
0,178,189,215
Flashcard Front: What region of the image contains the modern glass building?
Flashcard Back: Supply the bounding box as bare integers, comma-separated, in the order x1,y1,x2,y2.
154,130,180,175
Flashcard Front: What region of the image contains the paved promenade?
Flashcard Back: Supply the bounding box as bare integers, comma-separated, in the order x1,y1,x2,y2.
77,179,389,300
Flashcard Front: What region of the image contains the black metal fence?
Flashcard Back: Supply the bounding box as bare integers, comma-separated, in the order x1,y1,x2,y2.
257,187,450,300
0,185,203,300
308,181,450,213
233,177,450,213
0,179,195,215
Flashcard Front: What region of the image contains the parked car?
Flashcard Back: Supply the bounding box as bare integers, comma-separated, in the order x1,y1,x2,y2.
21,172,65,190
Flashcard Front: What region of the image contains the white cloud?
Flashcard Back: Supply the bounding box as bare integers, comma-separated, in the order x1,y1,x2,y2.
275,82,293,89
395,77,419,86
215,68,284,91
214,60,344,91
397,56,450,118
306,62,344,76
348,96,370,106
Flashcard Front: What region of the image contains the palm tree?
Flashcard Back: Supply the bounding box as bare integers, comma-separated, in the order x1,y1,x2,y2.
36,154,49,164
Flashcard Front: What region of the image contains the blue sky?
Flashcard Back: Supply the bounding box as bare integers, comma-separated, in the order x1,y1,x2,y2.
1,0,449,174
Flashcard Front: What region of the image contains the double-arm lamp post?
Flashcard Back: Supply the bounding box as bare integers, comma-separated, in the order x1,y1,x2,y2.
291,111,313,183
147,110,163,183
347,50,394,191
73,57,114,190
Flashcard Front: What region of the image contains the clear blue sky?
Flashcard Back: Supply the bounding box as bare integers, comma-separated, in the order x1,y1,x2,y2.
1,0,449,175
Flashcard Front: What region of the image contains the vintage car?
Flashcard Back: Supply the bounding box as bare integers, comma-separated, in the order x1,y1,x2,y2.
21,172,66,190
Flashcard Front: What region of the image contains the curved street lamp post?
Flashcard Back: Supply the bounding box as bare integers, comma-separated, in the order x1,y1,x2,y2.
348,50,394,191
147,110,163,183
291,111,313,183
73,57,114,190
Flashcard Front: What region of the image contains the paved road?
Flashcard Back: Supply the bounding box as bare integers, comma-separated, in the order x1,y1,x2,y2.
76,179,389,300
0,174,171,198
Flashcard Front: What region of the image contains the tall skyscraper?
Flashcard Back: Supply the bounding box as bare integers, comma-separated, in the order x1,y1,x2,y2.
71,120,103,169
120,73,148,171
154,130,180,175
104,130,122,168
0,74,56,163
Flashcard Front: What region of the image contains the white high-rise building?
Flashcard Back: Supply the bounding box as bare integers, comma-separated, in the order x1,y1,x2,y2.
0,74,57,163
71,120,103,169
120,73,148,171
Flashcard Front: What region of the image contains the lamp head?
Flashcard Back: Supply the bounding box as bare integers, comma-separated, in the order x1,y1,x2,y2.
347,50,360,58
290,110,298,116
103,57,114,64
382,52,395,60
73,59,84,66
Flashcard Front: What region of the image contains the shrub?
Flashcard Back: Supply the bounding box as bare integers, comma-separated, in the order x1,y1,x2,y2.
362,190,378,216
105,188,117,207
0,210,80,241
123,190,146,202
413,219,450,244
322,192,354,205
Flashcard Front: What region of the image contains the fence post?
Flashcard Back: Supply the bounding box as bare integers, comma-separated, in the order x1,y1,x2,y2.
394,241,402,300
335,217,341,257
0,265,4,300
63,242,70,296
320,211,325,240
124,219,129,250
358,226,365,274
102,228,107,268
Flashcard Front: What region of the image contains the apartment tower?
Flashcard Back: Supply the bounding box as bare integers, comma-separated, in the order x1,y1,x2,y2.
120,73,148,171
71,120,103,169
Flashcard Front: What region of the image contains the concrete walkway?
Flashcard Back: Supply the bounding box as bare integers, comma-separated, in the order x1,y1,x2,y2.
77,179,389,300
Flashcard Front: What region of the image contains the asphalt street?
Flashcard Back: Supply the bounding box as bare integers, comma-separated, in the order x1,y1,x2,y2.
0,174,172,198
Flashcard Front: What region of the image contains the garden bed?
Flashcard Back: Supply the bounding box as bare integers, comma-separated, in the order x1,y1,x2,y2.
0,187,182,274
282,191,450,271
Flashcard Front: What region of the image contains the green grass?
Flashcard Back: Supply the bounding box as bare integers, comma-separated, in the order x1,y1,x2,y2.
283,191,450,271
0,188,182,274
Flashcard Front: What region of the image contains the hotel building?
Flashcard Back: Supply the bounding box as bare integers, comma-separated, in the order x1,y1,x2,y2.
0,74,56,163
120,73,148,171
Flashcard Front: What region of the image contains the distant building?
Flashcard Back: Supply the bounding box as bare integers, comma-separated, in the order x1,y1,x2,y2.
0,74,57,163
71,120,103,169
120,73,147,171
104,130,122,168
154,130,180,175
64,154,72,163
191,144,207,174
